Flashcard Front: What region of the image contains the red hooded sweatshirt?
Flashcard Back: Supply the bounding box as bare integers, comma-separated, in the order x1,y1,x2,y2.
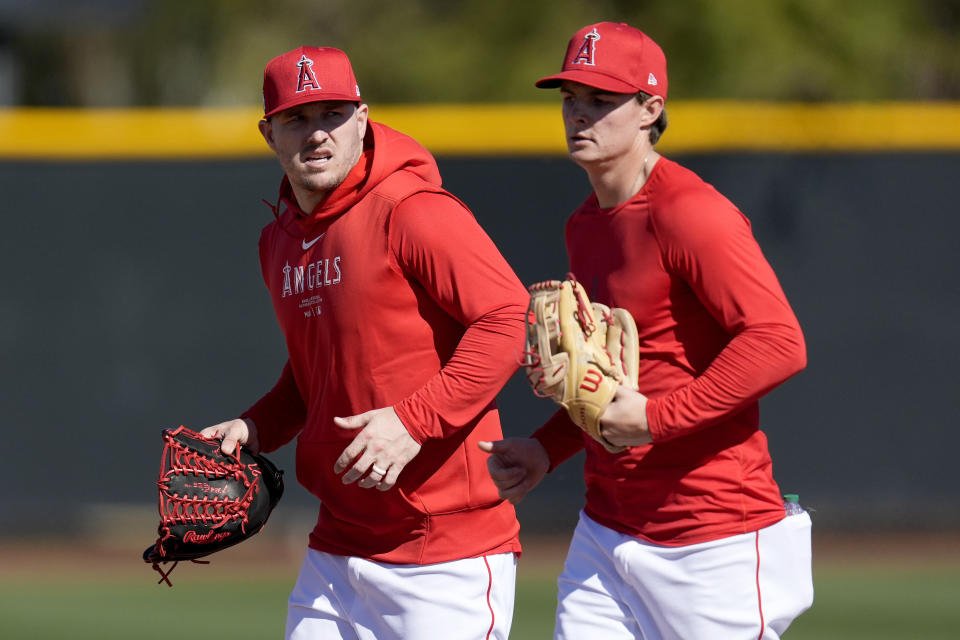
243,122,527,564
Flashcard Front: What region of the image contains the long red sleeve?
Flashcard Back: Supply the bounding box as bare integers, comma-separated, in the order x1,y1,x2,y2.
390,192,529,441
532,408,585,471
241,360,306,453
643,185,806,441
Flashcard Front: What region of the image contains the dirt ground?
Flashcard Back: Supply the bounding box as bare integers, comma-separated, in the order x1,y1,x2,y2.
2,530,958,582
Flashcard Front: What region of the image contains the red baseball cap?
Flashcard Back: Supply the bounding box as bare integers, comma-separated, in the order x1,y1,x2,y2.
536,22,668,99
262,46,362,118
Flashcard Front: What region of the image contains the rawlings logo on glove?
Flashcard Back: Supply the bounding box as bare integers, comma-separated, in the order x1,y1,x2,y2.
522,275,639,453
142,426,284,586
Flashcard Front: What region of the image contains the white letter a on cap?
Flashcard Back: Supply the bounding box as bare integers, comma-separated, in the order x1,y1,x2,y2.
572,28,600,66
296,55,321,93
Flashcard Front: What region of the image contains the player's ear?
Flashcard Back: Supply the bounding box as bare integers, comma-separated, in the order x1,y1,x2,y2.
639,96,664,128
258,118,277,151
355,102,369,138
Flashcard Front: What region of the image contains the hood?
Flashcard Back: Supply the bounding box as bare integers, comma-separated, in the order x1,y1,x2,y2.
272,121,442,229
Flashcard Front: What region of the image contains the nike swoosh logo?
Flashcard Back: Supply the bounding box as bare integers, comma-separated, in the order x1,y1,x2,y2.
302,233,325,250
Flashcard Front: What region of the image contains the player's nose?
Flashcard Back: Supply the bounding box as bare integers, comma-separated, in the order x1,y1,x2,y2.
564,101,590,126
305,124,330,144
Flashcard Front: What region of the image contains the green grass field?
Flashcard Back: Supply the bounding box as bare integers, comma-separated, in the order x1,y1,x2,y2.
1,537,958,639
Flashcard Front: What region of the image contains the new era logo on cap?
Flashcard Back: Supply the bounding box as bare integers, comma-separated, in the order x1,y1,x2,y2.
263,46,362,118
536,22,668,99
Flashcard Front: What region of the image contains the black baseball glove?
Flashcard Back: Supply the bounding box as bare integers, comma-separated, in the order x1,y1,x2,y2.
142,425,284,586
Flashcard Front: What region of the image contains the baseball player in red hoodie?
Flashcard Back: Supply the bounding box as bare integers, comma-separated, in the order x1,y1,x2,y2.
480,22,814,639
200,46,528,640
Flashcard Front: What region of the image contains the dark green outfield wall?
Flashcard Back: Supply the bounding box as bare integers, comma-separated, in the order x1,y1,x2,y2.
1,152,957,534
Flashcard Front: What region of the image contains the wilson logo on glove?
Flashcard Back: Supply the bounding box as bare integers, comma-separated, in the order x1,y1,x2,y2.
580,368,604,392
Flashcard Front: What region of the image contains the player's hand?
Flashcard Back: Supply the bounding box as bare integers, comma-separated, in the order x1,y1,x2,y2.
477,438,550,505
199,418,261,455
598,386,652,448
333,407,422,491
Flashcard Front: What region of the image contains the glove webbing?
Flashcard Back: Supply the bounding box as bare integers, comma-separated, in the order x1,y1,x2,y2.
522,273,602,396
568,276,597,339
158,441,259,532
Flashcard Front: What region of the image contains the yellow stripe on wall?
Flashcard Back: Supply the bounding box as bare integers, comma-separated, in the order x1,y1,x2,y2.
1,102,959,159
0,108,268,159
667,101,960,152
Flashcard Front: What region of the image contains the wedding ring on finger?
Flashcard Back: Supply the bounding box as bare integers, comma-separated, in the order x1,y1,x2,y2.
371,464,388,476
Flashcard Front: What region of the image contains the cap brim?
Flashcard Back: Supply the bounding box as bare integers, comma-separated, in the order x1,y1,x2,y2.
264,92,362,118
535,70,639,94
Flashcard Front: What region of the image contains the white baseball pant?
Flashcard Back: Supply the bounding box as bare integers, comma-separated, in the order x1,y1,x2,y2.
285,549,517,640
555,510,813,640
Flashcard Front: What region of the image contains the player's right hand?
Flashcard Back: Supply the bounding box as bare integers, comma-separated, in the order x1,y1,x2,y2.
477,438,550,504
200,418,260,456
333,407,422,492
